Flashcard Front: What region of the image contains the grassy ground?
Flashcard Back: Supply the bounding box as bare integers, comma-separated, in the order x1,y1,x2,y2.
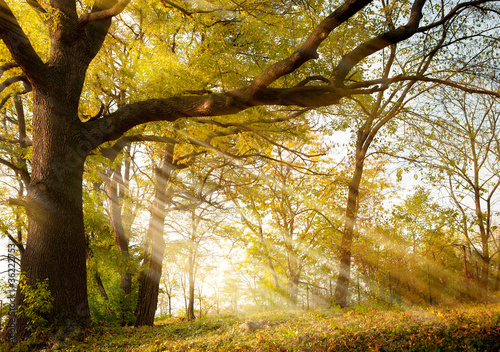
11,304,500,351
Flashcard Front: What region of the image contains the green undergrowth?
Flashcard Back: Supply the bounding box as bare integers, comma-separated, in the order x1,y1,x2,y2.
22,304,500,351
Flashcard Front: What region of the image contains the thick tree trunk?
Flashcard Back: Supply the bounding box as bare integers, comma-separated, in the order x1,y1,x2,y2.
17,89,91,338
135,144,174,326
334,143,366,308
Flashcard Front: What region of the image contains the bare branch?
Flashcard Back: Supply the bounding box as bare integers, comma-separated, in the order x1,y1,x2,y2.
160,0,223,16
3,230,24,255
7,197,28,208
416,0,495,33
0,62,19,78
293,76,331,88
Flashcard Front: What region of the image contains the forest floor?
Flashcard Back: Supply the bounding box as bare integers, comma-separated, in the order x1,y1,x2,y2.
18,303,500,351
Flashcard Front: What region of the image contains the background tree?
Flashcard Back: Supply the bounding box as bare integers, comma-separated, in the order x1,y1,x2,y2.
408,89,500,291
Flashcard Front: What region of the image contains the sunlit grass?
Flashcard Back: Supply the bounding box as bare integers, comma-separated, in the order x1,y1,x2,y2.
45,303,500,351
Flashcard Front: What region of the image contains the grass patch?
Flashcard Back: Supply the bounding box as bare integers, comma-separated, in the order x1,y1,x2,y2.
18,304,500,351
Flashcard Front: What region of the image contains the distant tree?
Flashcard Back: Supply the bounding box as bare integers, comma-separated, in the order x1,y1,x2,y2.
408,90,500,291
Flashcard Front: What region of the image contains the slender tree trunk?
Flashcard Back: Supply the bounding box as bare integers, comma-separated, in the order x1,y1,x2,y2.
187,240,196,321
199,296,202,318
135,143,175,326
257,223,280,290
462,245,469,279
167,292,172,317
106,165,132,295
334,141,366,307
480,236,489,290
288,273,300,306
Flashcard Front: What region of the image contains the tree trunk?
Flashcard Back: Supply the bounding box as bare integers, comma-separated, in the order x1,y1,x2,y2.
167,292,172,317
17,89,91,338
288,274,300,306
480,241,490,290
187,243,196,321
135,143,174,326
334,141,366,308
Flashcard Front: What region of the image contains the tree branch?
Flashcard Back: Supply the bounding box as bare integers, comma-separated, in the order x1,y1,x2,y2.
250,0,373,94
0,0,47,85
0,75,29,94
3,230,24,255
26,0,47,14
332,0,427,85
100,135,178,161
85,84,382,151
78,0,131,26
0,62,19,78
7,197,28,208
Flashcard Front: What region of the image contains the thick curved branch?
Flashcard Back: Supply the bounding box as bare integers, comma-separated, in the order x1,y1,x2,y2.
78,0,131,26
0,62,18,78
0,0,47,84
84,84,377,150
80,0,129,61
250,0,373,93
0,75,29,94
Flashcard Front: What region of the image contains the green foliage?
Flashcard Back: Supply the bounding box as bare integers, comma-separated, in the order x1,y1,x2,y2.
16,274,54,347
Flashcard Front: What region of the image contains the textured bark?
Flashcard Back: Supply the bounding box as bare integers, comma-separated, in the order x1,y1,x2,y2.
135,143,174,326
0,0,113,338
18,89,91,337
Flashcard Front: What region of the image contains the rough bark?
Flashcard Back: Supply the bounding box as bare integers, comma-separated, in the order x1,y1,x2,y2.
0,0,113,338
18,90,91,337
